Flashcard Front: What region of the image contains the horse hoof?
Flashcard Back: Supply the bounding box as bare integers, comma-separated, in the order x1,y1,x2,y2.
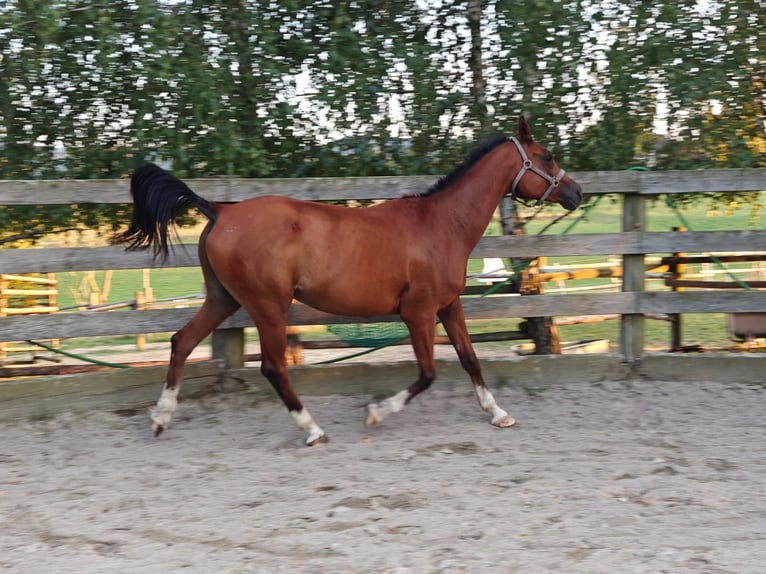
306,434,328,447
151,422,165,437
493,414,516,428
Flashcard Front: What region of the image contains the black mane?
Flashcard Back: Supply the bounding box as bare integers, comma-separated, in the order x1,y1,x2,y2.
415,136,509,197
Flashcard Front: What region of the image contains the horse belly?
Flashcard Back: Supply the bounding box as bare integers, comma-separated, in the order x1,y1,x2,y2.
295,277,403,317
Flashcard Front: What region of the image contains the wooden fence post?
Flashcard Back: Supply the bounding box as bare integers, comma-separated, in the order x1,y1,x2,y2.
519,257,561,354
669,227,687,350
621,192,646,362
212,328,245,369
135,290,147,351
499,197,561,354
0,275,7,362
47,273,60,352
285,326,303,365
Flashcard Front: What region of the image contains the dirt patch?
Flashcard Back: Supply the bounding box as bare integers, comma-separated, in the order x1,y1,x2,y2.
1,378,764,573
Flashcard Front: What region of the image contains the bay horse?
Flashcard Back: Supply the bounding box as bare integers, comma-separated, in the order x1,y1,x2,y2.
111,116,582,445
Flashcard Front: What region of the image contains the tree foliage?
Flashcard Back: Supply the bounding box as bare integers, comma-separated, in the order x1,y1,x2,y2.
1,0,764,237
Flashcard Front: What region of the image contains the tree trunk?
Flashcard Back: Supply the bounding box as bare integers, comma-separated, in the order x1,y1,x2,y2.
467,0,491,137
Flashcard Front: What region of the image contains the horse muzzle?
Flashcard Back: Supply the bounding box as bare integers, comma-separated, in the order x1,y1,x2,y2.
559,181,583,211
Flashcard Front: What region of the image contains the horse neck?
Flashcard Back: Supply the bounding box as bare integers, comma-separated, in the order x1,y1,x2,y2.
431,142,520,249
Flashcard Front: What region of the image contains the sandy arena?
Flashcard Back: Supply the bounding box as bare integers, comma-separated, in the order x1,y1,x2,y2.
1,374,764,573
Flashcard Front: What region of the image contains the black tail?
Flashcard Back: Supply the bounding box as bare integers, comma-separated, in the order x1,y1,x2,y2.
110,163,217,261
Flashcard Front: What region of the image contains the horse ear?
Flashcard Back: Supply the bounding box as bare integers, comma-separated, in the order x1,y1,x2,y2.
517,115,534,144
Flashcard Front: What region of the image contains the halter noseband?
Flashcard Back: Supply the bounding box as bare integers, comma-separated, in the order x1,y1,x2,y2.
508,136,565,206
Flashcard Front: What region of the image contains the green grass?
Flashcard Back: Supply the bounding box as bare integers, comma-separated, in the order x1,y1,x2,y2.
50,265,207,350
56,267,205,311
522,192,766,235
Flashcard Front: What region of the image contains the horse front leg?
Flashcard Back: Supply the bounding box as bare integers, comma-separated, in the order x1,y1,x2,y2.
366,312,436,426
151,297,239,436
438,298,515,428
251,309,326,446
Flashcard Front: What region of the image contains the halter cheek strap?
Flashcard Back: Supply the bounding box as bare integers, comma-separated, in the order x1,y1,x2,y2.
508,136,566,206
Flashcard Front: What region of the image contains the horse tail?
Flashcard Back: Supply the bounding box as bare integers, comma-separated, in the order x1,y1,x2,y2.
110,163,218,261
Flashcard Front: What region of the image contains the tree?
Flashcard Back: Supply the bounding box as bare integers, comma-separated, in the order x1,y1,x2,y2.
1,1,763,242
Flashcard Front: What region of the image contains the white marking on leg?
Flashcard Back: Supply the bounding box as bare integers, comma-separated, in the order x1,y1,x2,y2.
475,386,515,427
150,386,179,432
291,409,326,445
366,389,410,425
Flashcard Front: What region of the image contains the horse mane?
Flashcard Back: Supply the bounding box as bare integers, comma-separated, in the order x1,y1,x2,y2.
414,135,509,197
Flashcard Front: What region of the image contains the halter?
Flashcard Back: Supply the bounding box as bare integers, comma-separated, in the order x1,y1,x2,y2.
508,136,565,206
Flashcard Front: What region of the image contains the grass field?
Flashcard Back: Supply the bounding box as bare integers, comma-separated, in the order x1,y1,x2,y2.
34,191,766,354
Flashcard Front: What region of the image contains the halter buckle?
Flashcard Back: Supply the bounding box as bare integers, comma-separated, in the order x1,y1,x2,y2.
508,136,564,206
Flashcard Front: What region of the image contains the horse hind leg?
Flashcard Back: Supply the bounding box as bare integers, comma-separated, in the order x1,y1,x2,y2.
246,303,326,446
151,264,241,436
437,298,515,428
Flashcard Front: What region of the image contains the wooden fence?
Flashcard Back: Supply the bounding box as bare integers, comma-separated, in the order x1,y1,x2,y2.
0,273,59,361
1,168,765,367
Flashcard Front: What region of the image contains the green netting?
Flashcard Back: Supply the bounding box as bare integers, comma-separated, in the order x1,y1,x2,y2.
327,322,410,347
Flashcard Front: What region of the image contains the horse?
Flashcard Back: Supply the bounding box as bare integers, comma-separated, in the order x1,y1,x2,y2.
111,116,582,445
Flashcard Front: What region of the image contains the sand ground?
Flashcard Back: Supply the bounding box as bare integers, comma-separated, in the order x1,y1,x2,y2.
1,374,764,573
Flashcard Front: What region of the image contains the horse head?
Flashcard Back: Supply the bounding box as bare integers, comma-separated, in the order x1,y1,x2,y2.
508,116,583,211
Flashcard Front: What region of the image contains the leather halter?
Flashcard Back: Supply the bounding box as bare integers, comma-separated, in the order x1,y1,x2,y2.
508,136,565,206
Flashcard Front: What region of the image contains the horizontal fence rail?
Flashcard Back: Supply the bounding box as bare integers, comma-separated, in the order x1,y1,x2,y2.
4,291,766,343
1,168,765,362
1,168,764,205
4,231,766,274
